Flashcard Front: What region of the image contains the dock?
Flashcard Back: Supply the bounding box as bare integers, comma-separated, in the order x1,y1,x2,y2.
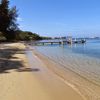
33,39,86,45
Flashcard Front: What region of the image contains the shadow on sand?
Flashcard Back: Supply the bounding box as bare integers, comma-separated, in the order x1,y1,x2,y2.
0,46,40,74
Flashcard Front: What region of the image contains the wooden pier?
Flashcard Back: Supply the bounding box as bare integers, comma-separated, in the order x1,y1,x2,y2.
33,39,86,45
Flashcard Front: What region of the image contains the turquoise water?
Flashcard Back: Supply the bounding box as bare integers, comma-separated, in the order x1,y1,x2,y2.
34,39,100,85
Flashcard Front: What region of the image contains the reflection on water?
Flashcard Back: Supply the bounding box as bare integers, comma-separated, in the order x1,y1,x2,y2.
34,39,100,85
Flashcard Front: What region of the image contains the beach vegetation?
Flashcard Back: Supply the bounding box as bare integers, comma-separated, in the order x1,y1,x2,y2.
0,0,18,41
16,30,42,41
0,0,51,41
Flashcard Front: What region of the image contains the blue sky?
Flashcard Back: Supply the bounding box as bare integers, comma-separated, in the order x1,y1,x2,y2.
10,0,100,37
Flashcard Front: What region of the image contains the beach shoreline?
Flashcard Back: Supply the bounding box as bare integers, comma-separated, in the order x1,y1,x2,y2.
0,42,85,100
30,45,100,100
1,42,100,100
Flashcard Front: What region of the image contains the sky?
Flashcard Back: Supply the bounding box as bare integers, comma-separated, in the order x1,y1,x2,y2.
10,0,100,37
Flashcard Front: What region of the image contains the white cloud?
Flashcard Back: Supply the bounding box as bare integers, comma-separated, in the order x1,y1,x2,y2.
17,17,23,21
19,25,24,29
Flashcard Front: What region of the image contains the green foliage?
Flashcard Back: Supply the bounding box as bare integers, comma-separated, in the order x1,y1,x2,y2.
0,0,9,32
41,36,52,40
0,32,6,41
0,0,18,41
16,31,42,41
0,0,51,41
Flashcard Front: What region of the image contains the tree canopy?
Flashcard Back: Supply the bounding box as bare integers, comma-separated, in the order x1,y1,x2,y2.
0,0,51,41
0,0,18,41
16,31,42,41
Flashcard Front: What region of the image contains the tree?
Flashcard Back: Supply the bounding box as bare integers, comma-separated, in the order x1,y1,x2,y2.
0,0,18,41
16,31,42,41
0,0,9,32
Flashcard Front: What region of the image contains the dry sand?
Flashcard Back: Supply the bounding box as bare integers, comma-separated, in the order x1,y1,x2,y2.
0,42,84,100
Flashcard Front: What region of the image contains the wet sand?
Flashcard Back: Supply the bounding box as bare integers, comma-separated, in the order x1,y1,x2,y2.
31,46,100,100
0,43,83,100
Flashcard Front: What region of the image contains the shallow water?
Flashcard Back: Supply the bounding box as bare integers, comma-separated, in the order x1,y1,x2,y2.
34,39,100,86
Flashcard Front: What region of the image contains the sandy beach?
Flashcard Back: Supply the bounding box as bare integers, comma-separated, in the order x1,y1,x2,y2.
32,45,100,100
0,42,84,100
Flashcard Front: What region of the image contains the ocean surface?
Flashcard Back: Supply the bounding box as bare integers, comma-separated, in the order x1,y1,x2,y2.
34,39,100,85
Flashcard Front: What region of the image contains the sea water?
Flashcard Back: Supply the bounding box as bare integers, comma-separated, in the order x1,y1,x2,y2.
34,39,100,85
